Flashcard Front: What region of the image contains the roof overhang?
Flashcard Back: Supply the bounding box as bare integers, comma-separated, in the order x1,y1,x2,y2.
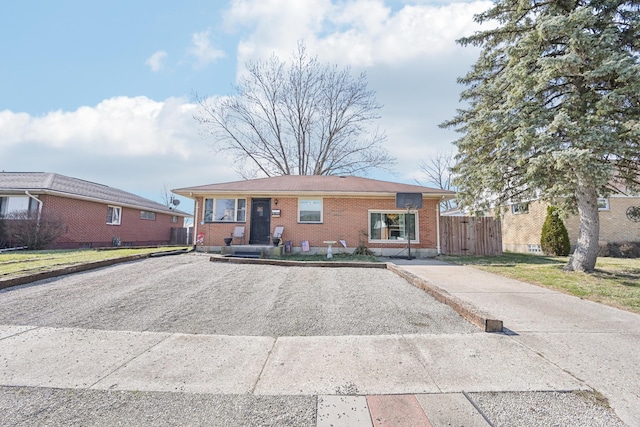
1,188,192,217
173,188,456,201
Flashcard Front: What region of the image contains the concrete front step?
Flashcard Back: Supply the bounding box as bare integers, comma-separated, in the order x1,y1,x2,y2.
220,244,283,258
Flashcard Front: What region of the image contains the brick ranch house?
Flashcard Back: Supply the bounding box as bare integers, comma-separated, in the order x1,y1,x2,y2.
501,196,640,254
172,175,455,257
0,172,190,249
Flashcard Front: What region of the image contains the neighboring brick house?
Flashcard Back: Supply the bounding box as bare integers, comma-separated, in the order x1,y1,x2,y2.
172,175,455,257
0,172,190,249
502,196,640,254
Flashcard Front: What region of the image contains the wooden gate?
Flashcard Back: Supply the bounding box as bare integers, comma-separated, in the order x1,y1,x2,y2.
440,216,502,256
170,227,192,245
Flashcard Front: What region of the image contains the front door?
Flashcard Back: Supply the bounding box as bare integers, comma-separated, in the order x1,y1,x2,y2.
250,198,271,244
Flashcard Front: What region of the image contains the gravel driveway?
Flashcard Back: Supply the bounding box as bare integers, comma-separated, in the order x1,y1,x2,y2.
0,254,477,336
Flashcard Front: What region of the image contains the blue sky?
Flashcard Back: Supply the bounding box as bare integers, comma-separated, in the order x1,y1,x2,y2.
0,0,490,212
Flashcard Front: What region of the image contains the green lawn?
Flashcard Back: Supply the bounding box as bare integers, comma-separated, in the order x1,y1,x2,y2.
441,252,640,314
0,247,189,280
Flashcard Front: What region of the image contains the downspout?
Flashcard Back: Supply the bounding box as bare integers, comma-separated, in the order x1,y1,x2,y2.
25,191,43,224
192,195,198,248
436,196,444,255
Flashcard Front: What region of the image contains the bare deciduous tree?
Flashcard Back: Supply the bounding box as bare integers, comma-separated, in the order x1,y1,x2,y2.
194,42,395,177
417,151,457,210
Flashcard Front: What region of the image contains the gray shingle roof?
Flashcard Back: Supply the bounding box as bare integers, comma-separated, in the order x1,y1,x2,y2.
173,175,455,197
0,172,189,216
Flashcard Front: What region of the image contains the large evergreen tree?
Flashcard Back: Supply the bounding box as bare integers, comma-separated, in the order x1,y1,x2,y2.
443,0,640,272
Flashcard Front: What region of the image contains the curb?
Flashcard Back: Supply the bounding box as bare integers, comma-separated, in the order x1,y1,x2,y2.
386,263,503,333
209,254,387,269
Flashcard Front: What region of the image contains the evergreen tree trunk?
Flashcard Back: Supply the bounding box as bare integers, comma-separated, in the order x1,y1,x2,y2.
565,185,600,272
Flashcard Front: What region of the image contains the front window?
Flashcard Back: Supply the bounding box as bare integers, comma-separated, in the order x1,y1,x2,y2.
0,196,38,218
298,198,322,223
203,198,246,222
107,206,121,225
369,211,418,242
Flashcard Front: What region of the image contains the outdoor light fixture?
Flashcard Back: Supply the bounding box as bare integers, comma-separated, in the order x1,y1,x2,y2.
274,199,279,205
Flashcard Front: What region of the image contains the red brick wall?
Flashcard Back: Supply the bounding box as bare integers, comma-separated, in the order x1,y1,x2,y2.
193,195,439,250
40,194,184,249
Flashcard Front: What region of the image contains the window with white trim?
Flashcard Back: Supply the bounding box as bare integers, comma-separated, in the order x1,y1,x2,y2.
369,211,418,242
298,198,323,223
203,198,246,222
140,211,156,220
511,203,529,214
107,206,121,225
0,196,38,218
597,198,610,211
170,215,178,223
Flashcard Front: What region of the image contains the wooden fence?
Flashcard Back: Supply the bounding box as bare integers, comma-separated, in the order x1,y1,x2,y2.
440,216,503,256
170,227,193,245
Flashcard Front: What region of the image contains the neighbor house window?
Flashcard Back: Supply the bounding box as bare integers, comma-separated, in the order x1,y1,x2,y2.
107,206,122,225
298,198,323,223
369,211,418,242
170,215,178,223
597,198,610,211
0,196,38,218
511,203,529,214
203,198,246,222
140,211,156,220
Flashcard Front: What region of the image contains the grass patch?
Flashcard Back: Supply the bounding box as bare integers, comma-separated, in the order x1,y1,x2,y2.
441,252,640,314
0,247,189,280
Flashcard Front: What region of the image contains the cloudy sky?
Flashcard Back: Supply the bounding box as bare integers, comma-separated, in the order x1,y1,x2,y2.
0,0,491,212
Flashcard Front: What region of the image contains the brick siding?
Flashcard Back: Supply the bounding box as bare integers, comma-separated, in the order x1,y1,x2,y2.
40,194,184,249
502,197,640,253
193,195,439,255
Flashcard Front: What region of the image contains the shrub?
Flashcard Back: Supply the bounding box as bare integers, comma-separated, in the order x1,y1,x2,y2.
0,218,6,248
599,242,640,258
2,210,66,250
540,206,571,256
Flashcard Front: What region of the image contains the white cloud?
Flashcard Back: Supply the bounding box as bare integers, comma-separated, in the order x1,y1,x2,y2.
0,97,238,202
189,30,226,69
145,51,168,72
1,97,199,157
224,0,491,67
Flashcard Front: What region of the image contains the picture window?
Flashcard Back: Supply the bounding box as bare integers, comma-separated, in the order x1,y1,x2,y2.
203,198,246,222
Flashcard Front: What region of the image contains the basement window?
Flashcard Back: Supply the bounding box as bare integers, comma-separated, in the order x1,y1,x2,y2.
511,203,529,215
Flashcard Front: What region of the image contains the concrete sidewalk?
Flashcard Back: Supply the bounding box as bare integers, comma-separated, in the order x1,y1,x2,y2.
395,258,640,425
0,325,589,426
